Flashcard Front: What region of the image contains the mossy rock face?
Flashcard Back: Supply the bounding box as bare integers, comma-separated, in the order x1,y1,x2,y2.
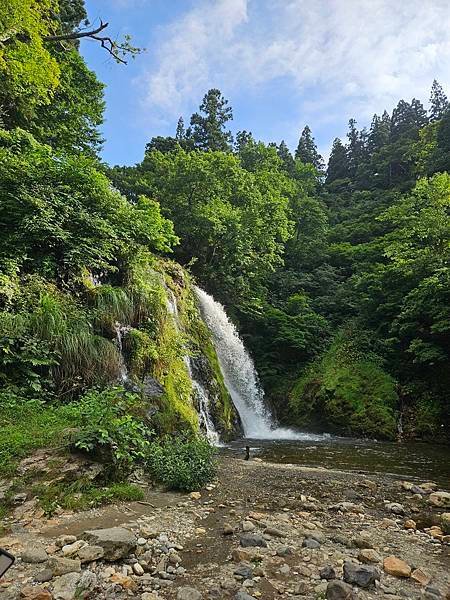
124,260,239,439
165,268,241,439
288,330,398,440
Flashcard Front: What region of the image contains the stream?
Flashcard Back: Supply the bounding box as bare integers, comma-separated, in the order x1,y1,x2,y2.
224,436,450,489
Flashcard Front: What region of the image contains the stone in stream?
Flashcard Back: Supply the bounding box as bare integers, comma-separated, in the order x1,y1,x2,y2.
383,555,411,578
82,526,136,560
343,561,380,588
326,580,356,599
239,533,268,548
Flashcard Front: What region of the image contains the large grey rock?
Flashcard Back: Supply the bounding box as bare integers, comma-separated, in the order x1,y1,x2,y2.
78,570,97,592
343,561,380,588
82,527,136,560
52,572,81,600
21,544,48,564
239,533,268,548
326,580,356,599
47,556,81,576
176,588,202,600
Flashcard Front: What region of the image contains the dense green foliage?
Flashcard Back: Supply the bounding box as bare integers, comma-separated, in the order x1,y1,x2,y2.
146,436,217,491
111,84,450,441
0,0,449,513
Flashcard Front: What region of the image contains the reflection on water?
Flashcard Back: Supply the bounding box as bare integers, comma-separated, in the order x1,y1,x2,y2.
223,437,450,489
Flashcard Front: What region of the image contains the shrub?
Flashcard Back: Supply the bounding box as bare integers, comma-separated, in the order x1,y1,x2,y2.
146,436,216,491
68,387,153,478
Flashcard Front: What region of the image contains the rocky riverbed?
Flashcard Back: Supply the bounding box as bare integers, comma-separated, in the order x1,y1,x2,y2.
1,455,449,600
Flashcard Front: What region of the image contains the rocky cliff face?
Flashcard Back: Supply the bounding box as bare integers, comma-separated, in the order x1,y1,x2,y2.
121,259,240,440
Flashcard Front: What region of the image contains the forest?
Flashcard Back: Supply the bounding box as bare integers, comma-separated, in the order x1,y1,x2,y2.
1,0,449,509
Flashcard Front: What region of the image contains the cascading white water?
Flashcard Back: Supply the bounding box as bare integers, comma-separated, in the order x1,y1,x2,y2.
114,321,131,382
195,286,324,441
166,289,221,445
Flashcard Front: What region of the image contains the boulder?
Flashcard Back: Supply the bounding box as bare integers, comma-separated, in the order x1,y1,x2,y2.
82,527,136,560
326,580,356,599
429,492,450,508
383,555,411,578
51,572,81,600
47,557,81,576
343,561,380,588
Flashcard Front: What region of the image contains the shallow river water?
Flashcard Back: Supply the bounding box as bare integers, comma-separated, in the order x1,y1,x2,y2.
223,436,450,489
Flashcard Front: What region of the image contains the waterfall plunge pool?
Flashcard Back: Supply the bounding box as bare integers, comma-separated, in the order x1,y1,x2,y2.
222,436,450,489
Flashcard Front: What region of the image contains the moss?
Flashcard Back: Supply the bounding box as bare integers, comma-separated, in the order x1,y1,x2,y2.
170,271,238,438
289,330,398,439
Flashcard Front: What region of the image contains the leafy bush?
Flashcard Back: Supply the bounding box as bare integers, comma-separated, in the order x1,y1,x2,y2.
146,436,216,491
69,387,153,478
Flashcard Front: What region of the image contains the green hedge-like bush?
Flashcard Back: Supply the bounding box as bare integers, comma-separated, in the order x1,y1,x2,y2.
146,436,216,491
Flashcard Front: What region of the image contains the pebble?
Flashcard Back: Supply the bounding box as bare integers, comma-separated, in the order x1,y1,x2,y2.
242,521,256,532
133,563,144,577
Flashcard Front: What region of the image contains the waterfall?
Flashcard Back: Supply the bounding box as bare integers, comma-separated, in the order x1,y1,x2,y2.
166,289,221,445
194,286,322,440
114,322,131,382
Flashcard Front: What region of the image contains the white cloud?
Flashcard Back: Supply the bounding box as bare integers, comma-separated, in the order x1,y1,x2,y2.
138,0,450,136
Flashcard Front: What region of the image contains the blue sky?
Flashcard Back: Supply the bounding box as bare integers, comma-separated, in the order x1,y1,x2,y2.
81,0,450,167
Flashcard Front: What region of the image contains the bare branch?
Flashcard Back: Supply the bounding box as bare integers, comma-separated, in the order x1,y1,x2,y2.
44,21,109,42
